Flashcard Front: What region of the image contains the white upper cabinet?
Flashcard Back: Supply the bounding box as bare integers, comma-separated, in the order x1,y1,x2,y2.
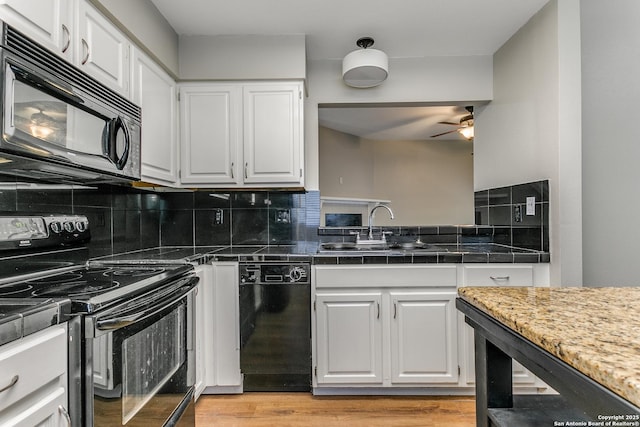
0,0,131,98
132,48,178,185
242,83,303,185
75,0,130,97
179,81,304,188
179,84,240,185
0,0,73,61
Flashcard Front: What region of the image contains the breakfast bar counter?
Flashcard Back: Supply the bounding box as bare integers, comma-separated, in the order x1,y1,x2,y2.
456,287,640,427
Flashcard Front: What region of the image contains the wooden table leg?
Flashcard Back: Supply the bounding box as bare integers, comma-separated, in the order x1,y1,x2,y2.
474,332,513,427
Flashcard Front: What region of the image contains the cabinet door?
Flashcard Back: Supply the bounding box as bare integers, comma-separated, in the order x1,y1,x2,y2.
0,0,72,60
132,49,178,185
315,292,383,384
242,83,303,185
390,291,458,384
461,265,537,385
0,385,68,426
76,0,130,97
210,262,242,387
194,265,212,398
180,85,240,185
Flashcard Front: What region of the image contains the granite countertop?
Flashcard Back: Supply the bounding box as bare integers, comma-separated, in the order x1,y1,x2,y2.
458,286,640,408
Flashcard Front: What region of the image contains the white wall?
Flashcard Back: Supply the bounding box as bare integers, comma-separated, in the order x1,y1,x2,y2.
581,0,640,287
90,0,179,76
178,35,306,80
319,127,474,225
306,55,493,191
473,0,582,286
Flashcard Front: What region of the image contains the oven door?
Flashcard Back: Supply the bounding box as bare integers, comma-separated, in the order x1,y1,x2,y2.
84,276,198,427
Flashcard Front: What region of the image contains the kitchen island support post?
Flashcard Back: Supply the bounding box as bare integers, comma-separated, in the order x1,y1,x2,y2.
474,332,513,427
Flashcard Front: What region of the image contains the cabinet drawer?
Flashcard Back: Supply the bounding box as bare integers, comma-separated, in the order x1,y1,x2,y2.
315,265,457,288
0,325,67,411
462,265,533,287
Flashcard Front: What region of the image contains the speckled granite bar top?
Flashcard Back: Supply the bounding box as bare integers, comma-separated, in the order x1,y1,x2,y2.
458,286,640,408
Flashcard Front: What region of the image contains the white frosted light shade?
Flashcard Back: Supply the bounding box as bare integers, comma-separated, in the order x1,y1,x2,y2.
342,48,389,88
458,126,474,140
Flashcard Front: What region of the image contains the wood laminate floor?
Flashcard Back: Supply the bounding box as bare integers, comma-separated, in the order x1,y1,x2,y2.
196,393,476,426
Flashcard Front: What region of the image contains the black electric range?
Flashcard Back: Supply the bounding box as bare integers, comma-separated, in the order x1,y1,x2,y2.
0,263,195,314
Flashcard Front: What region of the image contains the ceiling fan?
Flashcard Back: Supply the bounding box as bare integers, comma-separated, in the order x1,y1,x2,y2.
430,106,474,140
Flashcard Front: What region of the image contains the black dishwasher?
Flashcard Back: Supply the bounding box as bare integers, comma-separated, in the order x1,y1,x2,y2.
239,262,311,391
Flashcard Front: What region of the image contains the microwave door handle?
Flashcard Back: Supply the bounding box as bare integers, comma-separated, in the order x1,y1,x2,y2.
103,116,130,170
95,278,198,331
10,63,84,106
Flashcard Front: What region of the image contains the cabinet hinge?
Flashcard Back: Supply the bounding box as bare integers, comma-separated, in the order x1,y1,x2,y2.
314,366,317,377
300,168,303,178
299,90,302,100
177,91,181,102
458,366,461,376
313,299,316,311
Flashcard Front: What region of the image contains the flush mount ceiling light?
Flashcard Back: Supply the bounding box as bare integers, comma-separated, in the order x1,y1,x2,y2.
342,37,389,88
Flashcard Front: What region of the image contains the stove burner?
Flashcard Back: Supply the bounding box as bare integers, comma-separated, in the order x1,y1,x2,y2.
0,283,34,297
104,267,166,277
31,280,121,298
27,272,87,285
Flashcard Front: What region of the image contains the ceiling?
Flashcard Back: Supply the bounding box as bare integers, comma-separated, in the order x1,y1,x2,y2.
150,0,549,141
318,105,475,141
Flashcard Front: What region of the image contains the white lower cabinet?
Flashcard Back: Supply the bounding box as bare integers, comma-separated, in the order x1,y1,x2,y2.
0,324,69,426
196,262,242,394
313,265,459,389
390,291,458,384
459,265,548,389
315,292,383,384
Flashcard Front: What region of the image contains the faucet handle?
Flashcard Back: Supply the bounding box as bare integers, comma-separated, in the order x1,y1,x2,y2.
349,230,361,241
381,231,393,242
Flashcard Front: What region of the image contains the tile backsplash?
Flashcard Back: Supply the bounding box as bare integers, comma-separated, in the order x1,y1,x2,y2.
0,177,319,259
0,176,548,263
474,180,549,251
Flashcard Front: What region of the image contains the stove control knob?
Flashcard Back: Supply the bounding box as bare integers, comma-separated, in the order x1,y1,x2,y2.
289,267,306,282
75,220,87,232
50,221,62,234
63,221,75,232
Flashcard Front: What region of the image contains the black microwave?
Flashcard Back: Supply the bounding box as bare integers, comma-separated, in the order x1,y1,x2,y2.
0,22,141,184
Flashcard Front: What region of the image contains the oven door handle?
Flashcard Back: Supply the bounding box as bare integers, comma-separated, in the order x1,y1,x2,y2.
95,277,198,331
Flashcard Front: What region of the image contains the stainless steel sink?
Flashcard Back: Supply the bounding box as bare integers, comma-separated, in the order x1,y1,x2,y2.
319,242,390,251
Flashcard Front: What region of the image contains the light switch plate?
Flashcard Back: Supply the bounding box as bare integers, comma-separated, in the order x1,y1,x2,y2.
526,197,536,215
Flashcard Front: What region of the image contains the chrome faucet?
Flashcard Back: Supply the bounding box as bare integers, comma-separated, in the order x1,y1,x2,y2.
368,204,394,240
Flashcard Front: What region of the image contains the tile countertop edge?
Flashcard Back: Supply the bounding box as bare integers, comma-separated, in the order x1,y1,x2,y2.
457,286,640,409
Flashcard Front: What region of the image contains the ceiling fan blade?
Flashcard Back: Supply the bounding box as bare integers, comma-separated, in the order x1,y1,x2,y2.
430,129,458,138
437,121,459,126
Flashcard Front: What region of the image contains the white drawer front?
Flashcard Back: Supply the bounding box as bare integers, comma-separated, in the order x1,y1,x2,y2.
315,265,457,288
463,265,533,287
0,326,67,412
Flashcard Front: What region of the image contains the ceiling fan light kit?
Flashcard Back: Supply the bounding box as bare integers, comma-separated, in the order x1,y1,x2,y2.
431,106,475,140
343,37,389,88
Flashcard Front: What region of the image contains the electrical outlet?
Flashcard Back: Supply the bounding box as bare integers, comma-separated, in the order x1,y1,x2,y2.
275,209,291,224
213,209,224,225
514,205,523,223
